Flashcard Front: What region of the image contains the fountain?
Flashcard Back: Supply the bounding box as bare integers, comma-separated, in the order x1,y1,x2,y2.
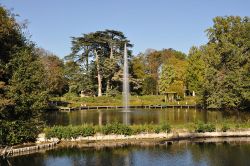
122,42,130,112
122,42,130,125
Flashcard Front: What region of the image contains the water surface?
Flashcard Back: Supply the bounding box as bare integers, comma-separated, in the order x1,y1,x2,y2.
2,141,250,166
43,108,250,126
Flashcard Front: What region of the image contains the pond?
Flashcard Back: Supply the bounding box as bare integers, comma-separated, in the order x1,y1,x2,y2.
43,108,250,126
2,140,250,166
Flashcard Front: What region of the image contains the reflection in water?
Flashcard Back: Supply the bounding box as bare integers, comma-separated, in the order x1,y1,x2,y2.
123,112,131,125
2,141,250,166
98,111,102,125
43,109,250,126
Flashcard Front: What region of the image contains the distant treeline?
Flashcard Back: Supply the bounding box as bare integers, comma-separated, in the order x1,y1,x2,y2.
64,16,249,110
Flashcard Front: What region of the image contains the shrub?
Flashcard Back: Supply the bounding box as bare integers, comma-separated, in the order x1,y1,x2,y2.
44,123,171,140
101,122,132,135
161,123,171,133
45,125,95,139
221,123,230,132
81,125,96,137
154,123,171,133
131,125,146,134
154,126,161,133
0,120,42,145
195,122,216,133
130,123,171,134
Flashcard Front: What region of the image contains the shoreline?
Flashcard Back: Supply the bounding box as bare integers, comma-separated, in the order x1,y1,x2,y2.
55,104,197,112
2,130,250,157
57,136,250,149
38,129,250,143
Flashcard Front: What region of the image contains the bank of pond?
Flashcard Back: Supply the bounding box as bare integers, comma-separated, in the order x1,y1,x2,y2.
44,121,250,140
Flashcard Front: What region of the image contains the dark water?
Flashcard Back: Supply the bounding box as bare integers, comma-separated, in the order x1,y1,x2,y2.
43,108,250,126
2,141,250,166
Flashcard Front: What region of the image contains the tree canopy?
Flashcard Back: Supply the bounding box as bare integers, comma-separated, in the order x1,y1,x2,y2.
66,30,133,97
186,16,250,109
0,6,49,145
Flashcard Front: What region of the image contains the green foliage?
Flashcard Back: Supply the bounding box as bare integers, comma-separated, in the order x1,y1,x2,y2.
130,55,146,94
159,57,187,98
45,125,96,139
7,48,49,115
45,123,172,139
131,55,146,79
38,48,68,96
159,64,175,94
44,121,250,140
130,125,146,134
0,6,25,66
63,60,96,95
67,30,133,97
102,122,132,135
142,76,158,95
186,16,250,109
106,88,121,97
186,46,206,94
153,123,171,133
221,123,230,132
129,49,187,95
0,6,49,145
160,123,171,133
0,120,42,145
195,122,216,133
1,48,49,144
0,6,26,118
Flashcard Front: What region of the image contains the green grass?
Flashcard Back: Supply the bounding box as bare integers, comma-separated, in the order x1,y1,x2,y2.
51,95,197,107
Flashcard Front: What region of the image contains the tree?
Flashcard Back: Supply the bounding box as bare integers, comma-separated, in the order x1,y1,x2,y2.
0,7,25,67
0,47,49,145
204,16,250,109
142,76,158,95
158,55,187,98
130,54,146,94
159,64,175,94
101,30,132,95
68,30,132,96
0,6,26,116
0,6,26,118
67,32,105,96
186,16,250,109
186,46,206,95
64,60,96,95
37,48,68,96
0,6,49,145
7,48,49,119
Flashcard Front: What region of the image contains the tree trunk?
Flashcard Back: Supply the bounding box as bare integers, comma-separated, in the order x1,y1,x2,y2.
95,50,102,97
110,43,113,59
106,43,113,96
86,53,89,72
106,79,110,96
86,46,90,71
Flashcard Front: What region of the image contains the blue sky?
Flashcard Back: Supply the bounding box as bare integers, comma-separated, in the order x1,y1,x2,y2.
1,0,249,58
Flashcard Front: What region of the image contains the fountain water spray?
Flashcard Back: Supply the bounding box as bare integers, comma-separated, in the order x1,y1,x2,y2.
123,43,129,112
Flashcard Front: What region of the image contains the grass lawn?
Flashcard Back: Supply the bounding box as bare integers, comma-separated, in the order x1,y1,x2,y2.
51,95,197,107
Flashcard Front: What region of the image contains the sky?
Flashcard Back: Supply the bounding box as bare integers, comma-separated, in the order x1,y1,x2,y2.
1,0,250,58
